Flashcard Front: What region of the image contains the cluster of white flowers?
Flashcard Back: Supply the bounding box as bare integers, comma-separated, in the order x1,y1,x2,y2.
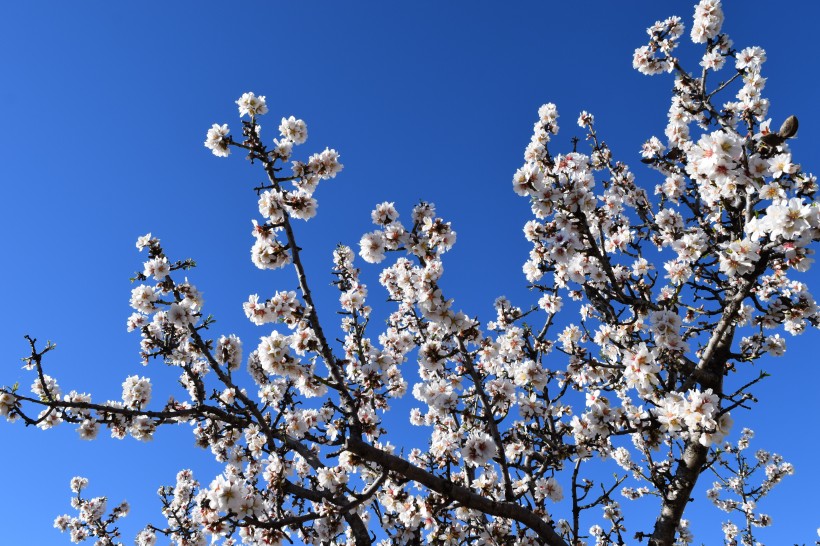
126,295,203,377
358,201,456,266
359,230,387,264
622,343,661,397
243,290,304,326
258,187,317,223
215,334,243,371
236,92,268,118
518,102,559,166
54,478,130,545
718,238,760,277
571,390,623,444
31,373,61,400
654,389,732,447
205,472,261,518
143,256,170,280
122,375,152,409
304,147,344,181
649,310,688,352
279,115,307,145
461,431,498,467
250,232,291,271
685,130,745,206
207,92,343,203
129,284,158,313
533,476,563,502
204,123,230,157
252,325,324,399
413,378,458,413
632,16,684,76
315,466,349,494
751,197,819,243
0,391,15,417
257,331,300,380
690,0,723,43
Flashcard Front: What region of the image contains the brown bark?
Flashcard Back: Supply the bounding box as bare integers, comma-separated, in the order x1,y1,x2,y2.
649,331,732,545
345,438,568,546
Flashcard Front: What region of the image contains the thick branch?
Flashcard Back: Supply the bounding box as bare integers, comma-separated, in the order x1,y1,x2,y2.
345,438,568,546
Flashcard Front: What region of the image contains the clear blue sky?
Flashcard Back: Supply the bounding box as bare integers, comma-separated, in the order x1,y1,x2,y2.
1,1,818,544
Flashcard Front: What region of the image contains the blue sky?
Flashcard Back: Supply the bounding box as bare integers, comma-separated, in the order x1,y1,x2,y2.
1,1,818,544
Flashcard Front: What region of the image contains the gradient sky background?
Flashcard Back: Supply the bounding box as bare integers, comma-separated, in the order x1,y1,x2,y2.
1,1,818,544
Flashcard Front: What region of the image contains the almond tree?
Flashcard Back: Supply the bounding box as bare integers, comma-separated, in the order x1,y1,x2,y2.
2,1,817,545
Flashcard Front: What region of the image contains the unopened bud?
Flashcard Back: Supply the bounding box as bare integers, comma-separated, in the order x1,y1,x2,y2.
778,115,798,139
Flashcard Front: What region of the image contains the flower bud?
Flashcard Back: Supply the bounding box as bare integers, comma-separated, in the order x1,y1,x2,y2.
778,115,798,139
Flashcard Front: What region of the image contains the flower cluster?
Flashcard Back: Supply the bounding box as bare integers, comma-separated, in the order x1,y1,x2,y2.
54,478,130,546
653,388,732,447
632,15,684,76
707,429,794,545
358,201,456,264
690,0,723,43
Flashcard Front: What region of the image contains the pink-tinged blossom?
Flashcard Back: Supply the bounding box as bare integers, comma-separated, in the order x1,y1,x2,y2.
235,92,268,118
257,331,300,380
307,147,343,179
122,375,152,408
130,285,158,313
279,115,308,145
735,46,766,71
359,231,386,263
0,392,15,417
126,312,148,332
135,233,154,251
257,189,285,222
216,335,243,371
76,419,99,440
32,374,61,400
719,239,760,277
371,202,399,225
135,529,157,546
204,123,230,157
622,343,661,395
534,476,564,502
250,237,290,270
166,302,193,328
461,431,498,467
691,0,723,43
284,189,318,221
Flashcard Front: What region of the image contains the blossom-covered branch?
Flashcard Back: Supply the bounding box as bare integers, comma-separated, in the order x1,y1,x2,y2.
2,1,818,545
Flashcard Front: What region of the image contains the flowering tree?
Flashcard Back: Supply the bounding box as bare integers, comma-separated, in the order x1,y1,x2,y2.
2,1,818,545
